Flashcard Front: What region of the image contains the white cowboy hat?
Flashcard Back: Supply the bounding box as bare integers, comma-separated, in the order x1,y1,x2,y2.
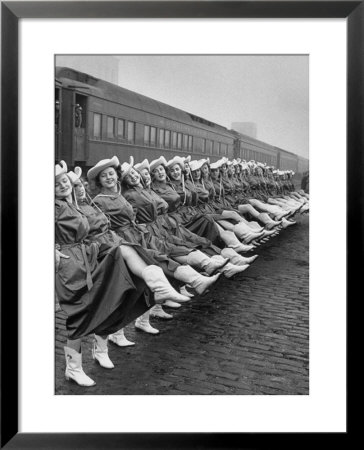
210,159,224,170
119,156,135,181
199,158,210,168
55,160,68,177
67,166,82,184
134,159,150,173
189,159,205,172
166,156,185,170
149,156,168,173
87,156,120,181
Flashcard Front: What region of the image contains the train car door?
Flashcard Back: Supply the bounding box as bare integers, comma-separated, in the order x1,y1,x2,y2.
55,83,62,161
73,93,88,163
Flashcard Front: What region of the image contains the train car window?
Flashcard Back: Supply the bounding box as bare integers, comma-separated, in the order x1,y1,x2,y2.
165,130,171,148
159,129,165,148
188,135,193,151
127,121,135,144
107,116,115,139
93,113,102,140
183,134,188,149
144,125,150,145
201,139,206,154
206,139,212,154
117,119,125,138
177,133,182,149
172,132,177,149
150,127,157,147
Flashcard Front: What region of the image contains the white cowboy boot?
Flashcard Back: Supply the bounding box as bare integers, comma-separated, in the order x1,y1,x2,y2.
150,304,173,320
135,310,159,334
179,285,194,298
174,266,221,296
164,299,182,308
141,265,190,303
220,263,250,279
232,222,254,240
242,230,265,244
92,335,114,369
187,251,229,275
108,328,135,347
274,210,291,221
64,346,96,387
282,217,297,228
220,248,258,266
219,229,254,253
258,212,282,228
232,243,255,253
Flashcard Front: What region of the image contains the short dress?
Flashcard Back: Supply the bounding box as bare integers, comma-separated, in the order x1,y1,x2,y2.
55,199,149,340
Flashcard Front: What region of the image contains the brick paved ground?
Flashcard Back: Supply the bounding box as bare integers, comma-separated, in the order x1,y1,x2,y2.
55,213,309,395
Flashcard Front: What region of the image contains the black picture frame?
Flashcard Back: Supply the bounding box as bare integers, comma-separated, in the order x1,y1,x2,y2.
1,1,359,448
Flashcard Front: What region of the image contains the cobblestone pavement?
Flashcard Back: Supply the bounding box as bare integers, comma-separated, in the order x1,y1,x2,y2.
55,214,309,395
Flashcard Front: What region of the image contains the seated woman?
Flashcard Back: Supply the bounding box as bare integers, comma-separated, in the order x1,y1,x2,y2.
163,155,260,253
150,155,254,254
87,157,221,300
70,168,190,331
196,157,274,245
210,158,281,230
277,170,309,212
56,161,183,386
136,159,256,268
236,162,298,226
259,167,304,217
223,159,297,229
189,159,277,244
121,158,253,280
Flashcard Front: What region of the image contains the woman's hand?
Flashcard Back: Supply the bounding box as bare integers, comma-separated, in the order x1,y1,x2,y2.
55,249,69,272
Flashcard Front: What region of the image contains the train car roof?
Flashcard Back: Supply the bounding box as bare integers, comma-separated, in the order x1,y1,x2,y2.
56,67,232,137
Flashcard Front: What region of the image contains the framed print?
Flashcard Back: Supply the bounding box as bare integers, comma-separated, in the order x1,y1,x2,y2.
1,1,359,448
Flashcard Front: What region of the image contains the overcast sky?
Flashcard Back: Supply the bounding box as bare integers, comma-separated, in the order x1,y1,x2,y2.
57,55,308,159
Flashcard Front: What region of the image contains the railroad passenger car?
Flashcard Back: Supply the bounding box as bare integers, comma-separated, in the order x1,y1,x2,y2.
55,67,308,175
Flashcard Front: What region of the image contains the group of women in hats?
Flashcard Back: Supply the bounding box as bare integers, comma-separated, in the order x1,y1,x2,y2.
55,154,309,387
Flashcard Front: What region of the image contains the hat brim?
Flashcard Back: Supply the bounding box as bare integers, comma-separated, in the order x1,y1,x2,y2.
150,156,167,173
135,159,150,173
166,159,184,171
190,160,205,172
87,156,120,181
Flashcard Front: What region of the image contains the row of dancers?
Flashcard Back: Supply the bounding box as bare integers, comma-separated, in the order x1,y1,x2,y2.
55,155,309,387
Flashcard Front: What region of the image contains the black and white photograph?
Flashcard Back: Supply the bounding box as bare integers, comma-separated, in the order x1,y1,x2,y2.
1,1,353,443
54,54,309,395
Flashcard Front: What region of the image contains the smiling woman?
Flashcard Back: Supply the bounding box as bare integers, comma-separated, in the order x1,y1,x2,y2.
55,161,151,386
88,156,222,298
1,0,350,439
